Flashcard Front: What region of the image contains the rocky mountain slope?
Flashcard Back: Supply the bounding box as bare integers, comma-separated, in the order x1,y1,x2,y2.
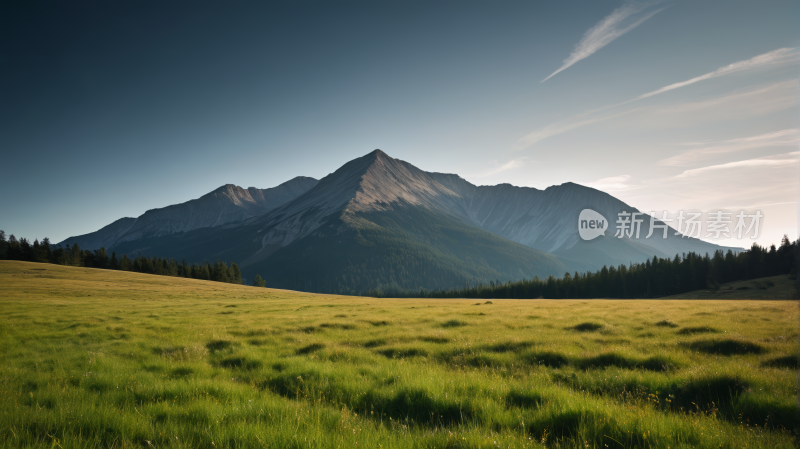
59,176,318,250
427,173,729,272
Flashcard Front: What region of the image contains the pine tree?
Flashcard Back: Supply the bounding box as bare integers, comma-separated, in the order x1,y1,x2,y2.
41,238,52,263
253,274,266,287
230,263,243,285
19,238,33,262
120,254,132,271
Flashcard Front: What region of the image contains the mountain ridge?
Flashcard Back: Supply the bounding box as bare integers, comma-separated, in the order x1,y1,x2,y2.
62,150,735,292
59,176,318,250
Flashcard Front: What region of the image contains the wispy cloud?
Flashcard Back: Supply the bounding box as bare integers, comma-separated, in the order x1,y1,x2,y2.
582,174,634,192
658,128,799,166
512,108,636,150
542,2,666,82
673,151,799,178
515,48,800,150
472,158,529,178
637,48,800,99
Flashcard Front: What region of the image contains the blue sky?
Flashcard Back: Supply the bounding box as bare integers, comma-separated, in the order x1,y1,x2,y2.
1,0,797,248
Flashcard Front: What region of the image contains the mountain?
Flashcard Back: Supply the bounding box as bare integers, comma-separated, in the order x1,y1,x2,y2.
69,150,733,293
59,176,318,250
426,174,730,272
109,150,569,292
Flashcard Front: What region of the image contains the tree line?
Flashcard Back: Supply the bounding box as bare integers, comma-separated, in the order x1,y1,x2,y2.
391,237,796,299
1,229,795,298
0,231,244,285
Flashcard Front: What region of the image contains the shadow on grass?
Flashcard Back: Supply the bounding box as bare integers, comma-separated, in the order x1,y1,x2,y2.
484,341,533,353
505,391,547,409
677,326,719,335
362,388,472,427
319,323,356,330
362,339,386,348
377,347,427,358
654,319,679,328
169,367,194,378
297,343,325,355
260,374,473,428
218,357,262,370
568,322,603,332
761,354,798,368
419,336,449,344
206,340,235,352
523,351,569,368
526,410,638,449
577,354,681,372
440,320,468,328
684,339,765,355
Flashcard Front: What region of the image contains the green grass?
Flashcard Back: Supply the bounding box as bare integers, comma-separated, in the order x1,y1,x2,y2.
0,261,797,448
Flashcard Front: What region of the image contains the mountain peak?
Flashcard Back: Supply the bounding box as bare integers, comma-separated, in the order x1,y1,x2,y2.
368,149,388,157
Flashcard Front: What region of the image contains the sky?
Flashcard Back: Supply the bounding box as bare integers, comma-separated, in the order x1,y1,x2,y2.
1,0,798,249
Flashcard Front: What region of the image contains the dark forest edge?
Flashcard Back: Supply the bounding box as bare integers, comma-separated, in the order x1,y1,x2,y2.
0,230,796,299
0,231,243,286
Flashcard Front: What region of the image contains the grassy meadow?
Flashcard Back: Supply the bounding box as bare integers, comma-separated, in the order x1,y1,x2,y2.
0,260,797,448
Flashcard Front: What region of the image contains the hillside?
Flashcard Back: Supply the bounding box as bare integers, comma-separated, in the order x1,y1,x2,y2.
661,274,796,299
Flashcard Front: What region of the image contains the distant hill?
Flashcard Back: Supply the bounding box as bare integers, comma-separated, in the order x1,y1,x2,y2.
661,275,796,300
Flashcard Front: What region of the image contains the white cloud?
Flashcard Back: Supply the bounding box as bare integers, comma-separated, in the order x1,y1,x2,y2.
673,151,799,178
658,128,799,166
542,2,666,82
637,48,800,100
